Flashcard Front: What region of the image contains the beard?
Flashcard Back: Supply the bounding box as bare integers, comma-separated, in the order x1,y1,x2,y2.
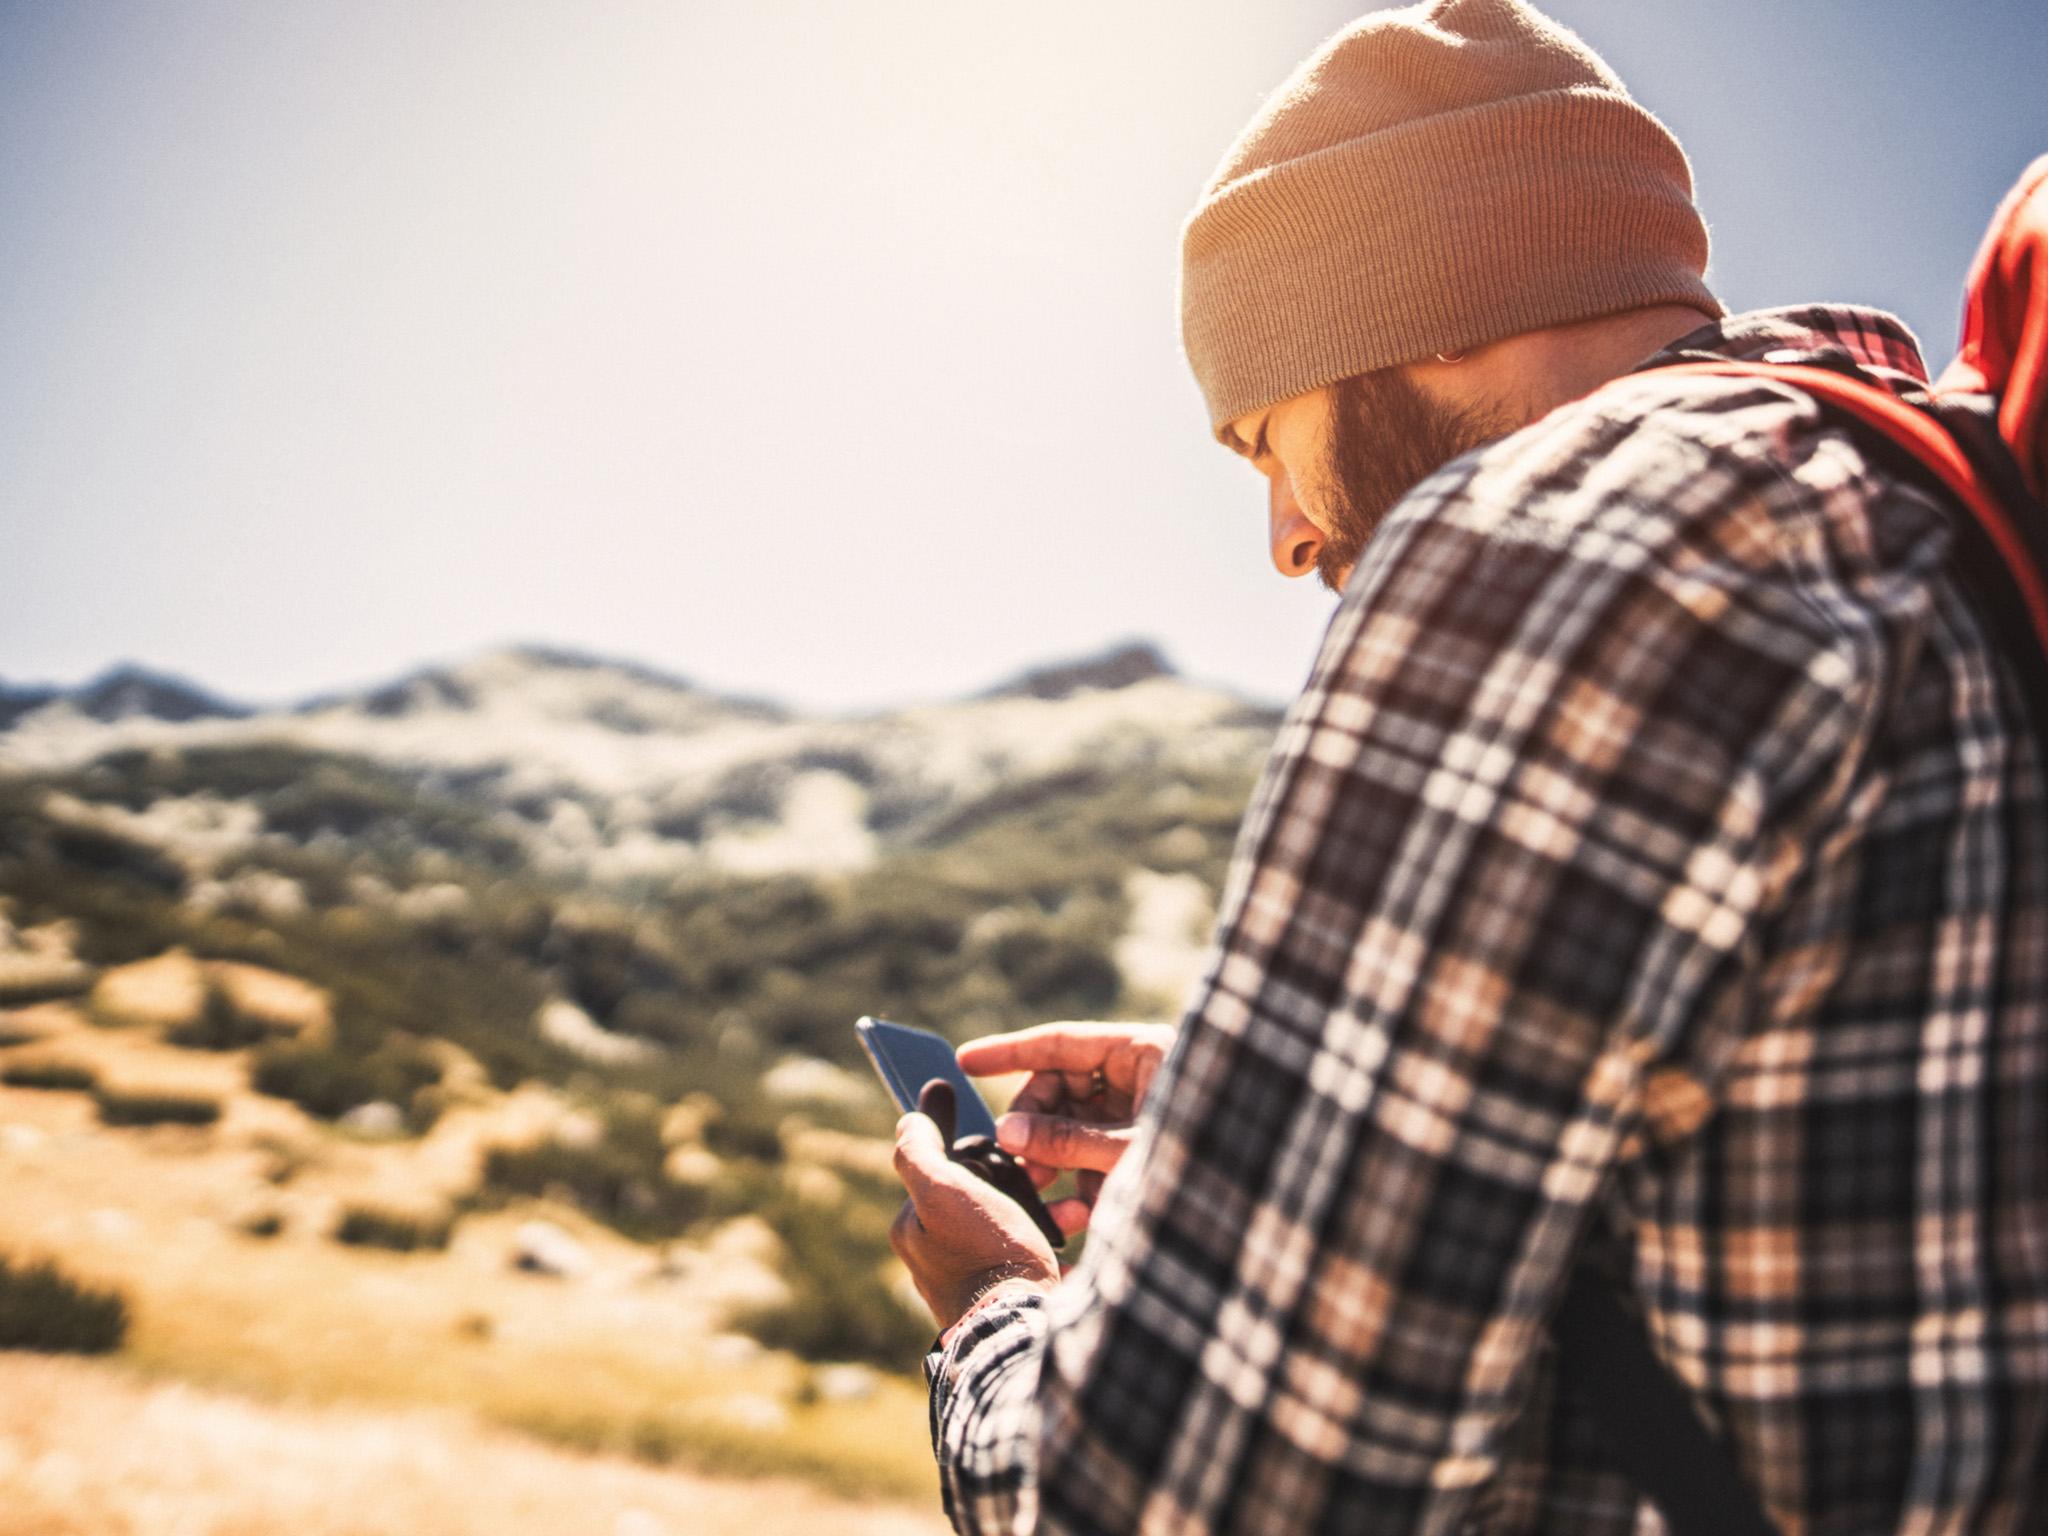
1315,369,1519,592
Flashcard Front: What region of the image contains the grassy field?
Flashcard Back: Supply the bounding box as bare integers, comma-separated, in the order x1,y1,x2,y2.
0,1353,945,1536
0,1003,948,1527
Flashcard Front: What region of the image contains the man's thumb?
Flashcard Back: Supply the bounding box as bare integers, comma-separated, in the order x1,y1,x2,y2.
894,1110,956,1196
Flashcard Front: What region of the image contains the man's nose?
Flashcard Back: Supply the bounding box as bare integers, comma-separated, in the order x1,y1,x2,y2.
1268,477,1323,579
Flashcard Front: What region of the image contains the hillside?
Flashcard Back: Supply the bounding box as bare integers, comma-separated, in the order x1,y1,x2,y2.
0,639,1275,1069
0,639,1275,1509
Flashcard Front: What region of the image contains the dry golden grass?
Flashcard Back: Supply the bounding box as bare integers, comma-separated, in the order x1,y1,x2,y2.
0,1353,946,1536
0,1004,943,1511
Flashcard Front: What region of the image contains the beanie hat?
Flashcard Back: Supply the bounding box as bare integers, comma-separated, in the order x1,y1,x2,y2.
1179,0,1722,434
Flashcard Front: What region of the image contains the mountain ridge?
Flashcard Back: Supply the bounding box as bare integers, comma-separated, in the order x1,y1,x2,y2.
2,638,1223,733
0,663,249,731
0,638,1279,887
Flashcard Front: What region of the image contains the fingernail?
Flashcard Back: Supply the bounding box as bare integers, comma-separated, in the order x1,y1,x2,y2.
996,1113,1029,1152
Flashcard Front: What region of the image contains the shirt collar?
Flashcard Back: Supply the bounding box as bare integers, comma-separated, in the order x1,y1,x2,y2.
1636,304,1934,396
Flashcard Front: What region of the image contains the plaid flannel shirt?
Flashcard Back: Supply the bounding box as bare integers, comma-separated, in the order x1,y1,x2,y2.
925,306,2048,1534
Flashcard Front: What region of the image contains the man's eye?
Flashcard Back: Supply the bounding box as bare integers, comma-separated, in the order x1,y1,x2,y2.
1251,428,1271,462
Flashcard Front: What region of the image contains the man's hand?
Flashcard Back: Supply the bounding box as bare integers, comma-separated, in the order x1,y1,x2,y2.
890,1095,1060,1332
956,1021,1175,1234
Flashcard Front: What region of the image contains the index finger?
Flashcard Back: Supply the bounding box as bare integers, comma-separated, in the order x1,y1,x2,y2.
956,1021,1130,1077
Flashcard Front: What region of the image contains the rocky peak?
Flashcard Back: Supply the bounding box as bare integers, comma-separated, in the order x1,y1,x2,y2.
980,641,1176,702
0,665,249,727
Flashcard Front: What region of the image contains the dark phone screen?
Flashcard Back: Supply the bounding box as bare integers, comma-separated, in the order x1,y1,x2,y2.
856,1016,1000,1141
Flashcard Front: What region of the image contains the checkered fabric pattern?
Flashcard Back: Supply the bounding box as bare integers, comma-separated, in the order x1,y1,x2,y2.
924,306,2048,1534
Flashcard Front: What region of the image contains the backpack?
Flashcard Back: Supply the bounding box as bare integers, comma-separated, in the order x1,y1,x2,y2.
1555,154,2048,1536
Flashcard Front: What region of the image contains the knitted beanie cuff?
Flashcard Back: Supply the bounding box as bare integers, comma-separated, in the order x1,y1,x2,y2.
1180,86,1723,434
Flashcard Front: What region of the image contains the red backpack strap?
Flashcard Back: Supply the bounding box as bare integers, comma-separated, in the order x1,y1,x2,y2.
1937,155,2048,505
1641,359,2048,668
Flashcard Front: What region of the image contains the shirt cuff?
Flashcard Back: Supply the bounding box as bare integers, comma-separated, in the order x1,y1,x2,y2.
943,1277,1053,1349
923,1281,1052,1457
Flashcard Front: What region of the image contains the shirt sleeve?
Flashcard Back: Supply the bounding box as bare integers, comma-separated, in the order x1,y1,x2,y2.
929,396,1906,1535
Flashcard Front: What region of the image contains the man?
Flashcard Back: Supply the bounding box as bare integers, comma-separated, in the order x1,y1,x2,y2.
888,2,2048,1530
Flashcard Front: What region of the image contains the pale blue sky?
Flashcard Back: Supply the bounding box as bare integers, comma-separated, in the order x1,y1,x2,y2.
3,1,2044,711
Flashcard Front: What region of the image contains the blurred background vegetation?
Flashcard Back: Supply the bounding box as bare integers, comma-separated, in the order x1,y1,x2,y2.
0,645,1270,1519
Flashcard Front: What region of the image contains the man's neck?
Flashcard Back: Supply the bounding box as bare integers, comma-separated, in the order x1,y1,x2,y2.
1406,303,1718,431
1536,304,1719,412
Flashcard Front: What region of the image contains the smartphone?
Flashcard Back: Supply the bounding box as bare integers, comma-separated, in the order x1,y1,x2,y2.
855,1015,1001,1139
856,1014,1064,1250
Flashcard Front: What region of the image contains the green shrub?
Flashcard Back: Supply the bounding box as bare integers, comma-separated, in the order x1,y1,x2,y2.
44,821,185,894
165,982,273,1051
1,1059,97,1092
541,916,686,1025
252,1039,440,1123
262,760,527,871
483,1137,642,1211
732,1193,932,1368
333,1202,453,1252
480,1110,707,1240
94,1086,222,1127
237,1208,286,1239
921,766,1111,844
986,927,1122,1011
59,743,320,810
0,1254,129,1353
0,969,93,1008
